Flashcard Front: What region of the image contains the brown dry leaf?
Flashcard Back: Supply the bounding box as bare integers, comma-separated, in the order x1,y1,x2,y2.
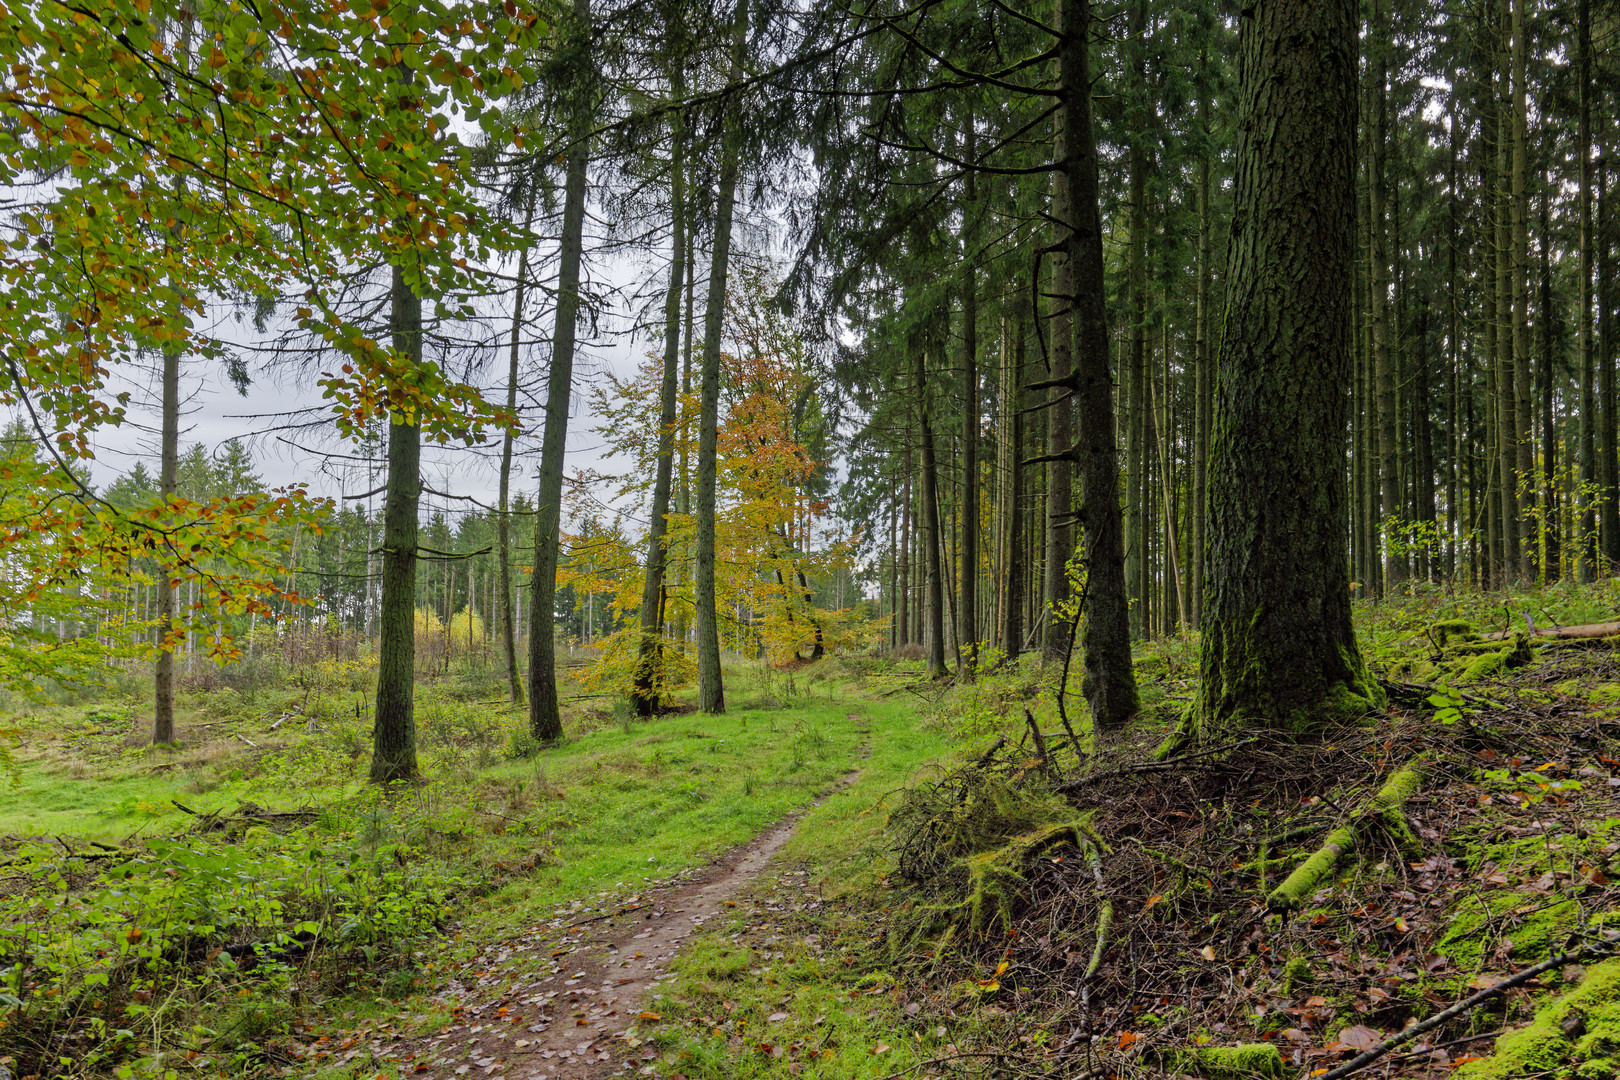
1338,1025,1382,1051
1200,946,1217,962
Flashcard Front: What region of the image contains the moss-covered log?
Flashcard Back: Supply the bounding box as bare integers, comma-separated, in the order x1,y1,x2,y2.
1267,760,1426,911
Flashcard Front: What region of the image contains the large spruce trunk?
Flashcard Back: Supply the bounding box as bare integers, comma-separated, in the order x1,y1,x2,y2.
1197,0,1377,735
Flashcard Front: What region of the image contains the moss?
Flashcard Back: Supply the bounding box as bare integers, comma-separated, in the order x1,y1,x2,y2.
1457,648,1511,683
1575,1059,1618,1080
1179,1043,1285,1079
1281,957,1312,993
1456,958,1620,1079
1437,894,1582,972
1431,619,1480,646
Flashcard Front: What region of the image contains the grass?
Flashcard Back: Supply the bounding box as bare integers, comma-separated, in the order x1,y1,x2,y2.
0,651,966,1079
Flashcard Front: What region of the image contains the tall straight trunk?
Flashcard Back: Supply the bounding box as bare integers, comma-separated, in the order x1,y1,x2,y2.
370,266,423,784
1061,0,1137,726
1412,304,1435,583
1042,162,1075,660
1126,62,1148,637
632,78,687,716
528,0,592,741
674,221,695,645
1447,90,1461,581
958,141,979,679
1199,0,1373,735
1603,153,1620,569
914,341,948,678
1579,0,1597,580
1510,0,1532,582
153,342,179,745
1493,5,1517,581
898,459,911,646
1000,297,1025,661
1540,189,1559,581
1191,54,1211,629
1369,9,1402,591
694,0,747,713
496,196,534,707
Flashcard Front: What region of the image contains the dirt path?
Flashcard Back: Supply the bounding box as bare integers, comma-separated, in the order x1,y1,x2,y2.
375,765,862,1080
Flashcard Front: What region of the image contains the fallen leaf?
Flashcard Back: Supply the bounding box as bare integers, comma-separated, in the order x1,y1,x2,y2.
871,1044,891,1055
1200,946,1217,962
639,1012,661,1021
768,1012,788,1022
1338,1025,1381,1051
1119,1031,1139,1049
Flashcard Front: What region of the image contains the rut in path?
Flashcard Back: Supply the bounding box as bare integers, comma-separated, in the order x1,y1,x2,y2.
375,759,865,1080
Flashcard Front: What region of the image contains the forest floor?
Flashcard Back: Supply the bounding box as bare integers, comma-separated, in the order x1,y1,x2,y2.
8,589,1620,1080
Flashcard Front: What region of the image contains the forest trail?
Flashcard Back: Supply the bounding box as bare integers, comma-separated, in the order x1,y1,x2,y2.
378,743,868,1080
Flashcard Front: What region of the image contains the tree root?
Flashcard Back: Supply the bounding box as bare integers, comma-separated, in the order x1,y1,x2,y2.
1266,758,1428,912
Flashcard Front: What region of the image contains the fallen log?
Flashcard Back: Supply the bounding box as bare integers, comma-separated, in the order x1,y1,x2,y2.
1481,620,1620,641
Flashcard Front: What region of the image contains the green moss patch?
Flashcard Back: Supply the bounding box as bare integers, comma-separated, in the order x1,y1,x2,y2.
1456,959,1620,1080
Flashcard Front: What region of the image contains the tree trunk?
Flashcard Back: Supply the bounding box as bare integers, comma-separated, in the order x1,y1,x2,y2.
1042,143,1075,661
1510,0,1532,582
1198,0,1376,736
633,71,687,716
153,342,179,746
999,294,1025,661
1579,0,1596,581
1192,50,1212,629
1060,0,1137,727
958,137,979,679
694,0,748,713
1370,5,1402,592
915,339,948,679
370,265,423,784
528,0,592,742
496,196,534,707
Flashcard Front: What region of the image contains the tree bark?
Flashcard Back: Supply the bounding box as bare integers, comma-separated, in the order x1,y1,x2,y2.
370,265,422,784
1369,3,1402,592
528,0,592,742
1060,0,1137,727
958,134,979,679
1509,0,1532,582
1579,0,1596,580
1042,131,1075,662
496,195,534,708
633,69,687,716
999,295,1025,661
694,0,748,713
1197,0,1376,736
915,338,948,679
153,341,179,746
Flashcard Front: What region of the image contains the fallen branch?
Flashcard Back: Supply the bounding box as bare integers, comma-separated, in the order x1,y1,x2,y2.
1056,738,1256,791
1306,934,1620,1080
1481,620,1620,641
1267,758,1428,912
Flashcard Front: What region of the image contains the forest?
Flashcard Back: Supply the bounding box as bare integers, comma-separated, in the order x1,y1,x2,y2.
3,0,1620,1078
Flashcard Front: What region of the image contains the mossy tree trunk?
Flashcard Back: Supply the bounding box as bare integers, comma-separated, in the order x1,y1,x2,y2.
1197,0,1378,737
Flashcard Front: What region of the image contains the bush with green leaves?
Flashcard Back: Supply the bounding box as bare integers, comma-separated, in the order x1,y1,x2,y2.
0,816,463,1076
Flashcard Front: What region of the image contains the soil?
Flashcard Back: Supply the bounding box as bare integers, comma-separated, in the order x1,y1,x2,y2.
372,768,862,1080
